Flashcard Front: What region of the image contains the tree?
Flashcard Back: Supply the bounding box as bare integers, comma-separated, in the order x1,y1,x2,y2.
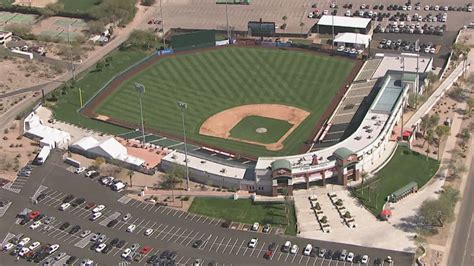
95,61,105,71
92,157,106,169
87,20,106,34
420,114,430,137
299,22,305,34
141,0,156,6
45,2,64,14
428,113,440,129
127,169,135,188
425,129,435,158
452,43,470,61
447,159,467,179
418,187,459,227
426,72,438,84
434,125,450,161
459,128,471,144
126,29,158,50
4,24,33,40
467,97,474,116
163,167,184,201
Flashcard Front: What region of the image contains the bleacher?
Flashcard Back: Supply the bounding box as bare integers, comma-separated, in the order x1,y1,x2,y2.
354,58,382,81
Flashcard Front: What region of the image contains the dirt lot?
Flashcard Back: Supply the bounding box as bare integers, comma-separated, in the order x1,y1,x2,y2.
0,120,40,181
13,0,57,8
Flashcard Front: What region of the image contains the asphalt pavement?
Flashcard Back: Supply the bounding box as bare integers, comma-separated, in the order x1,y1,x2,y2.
0,151,416,265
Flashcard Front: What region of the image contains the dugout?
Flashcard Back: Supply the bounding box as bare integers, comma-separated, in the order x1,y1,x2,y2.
171,30,216,51
313,15,372,35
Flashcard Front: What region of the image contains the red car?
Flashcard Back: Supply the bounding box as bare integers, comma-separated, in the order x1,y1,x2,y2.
139,246,152,254
264,250,274,259
28,211,41,220
85,202,96,209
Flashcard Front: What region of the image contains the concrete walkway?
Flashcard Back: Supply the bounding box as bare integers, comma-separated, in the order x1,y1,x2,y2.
405,61,466,128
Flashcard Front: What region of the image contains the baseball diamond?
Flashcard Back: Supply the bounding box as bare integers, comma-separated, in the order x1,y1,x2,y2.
85,46,359,157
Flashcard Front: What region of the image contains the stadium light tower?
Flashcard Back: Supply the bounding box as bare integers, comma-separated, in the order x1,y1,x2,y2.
159,0,166,48
134,83,146,146
177,101,190,191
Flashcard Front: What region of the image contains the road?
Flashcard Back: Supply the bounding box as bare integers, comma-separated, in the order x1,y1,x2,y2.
0,5,157,131
0,151,415,265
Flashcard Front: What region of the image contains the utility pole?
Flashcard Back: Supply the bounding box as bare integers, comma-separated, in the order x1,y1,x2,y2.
415,39,419,109
177,101,190,191
67,24,75,81
159,0,166,48
400,56,405,140
134,83,146,146
225,0,231,41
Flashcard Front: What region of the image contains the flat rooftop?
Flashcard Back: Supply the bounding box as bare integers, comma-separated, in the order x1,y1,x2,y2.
372,53,432,79
372,72,404,113
317,15,371,29
162,151,247,180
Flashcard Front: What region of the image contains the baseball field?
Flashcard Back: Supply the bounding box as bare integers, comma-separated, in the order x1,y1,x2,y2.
89,46,357,157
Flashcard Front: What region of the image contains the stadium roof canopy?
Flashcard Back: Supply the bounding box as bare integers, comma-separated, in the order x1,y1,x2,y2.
317,15,371,29
334,32,371,46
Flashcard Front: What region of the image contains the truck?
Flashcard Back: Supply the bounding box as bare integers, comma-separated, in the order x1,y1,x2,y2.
112,182,125,192
35,146,51,165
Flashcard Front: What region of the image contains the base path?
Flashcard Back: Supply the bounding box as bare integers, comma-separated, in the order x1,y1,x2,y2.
199,104,310,151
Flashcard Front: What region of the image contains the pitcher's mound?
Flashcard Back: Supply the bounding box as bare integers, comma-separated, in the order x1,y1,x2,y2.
256,127,268,134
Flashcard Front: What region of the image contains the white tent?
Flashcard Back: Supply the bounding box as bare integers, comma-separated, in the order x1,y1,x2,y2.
23,113,71,149
334,32,371,48
89,138,126,159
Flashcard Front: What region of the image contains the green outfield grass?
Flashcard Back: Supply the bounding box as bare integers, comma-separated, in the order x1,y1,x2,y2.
52,49,148,135
352,145,440,216
229,116,292,144
94,47,354,157
59,0,101,12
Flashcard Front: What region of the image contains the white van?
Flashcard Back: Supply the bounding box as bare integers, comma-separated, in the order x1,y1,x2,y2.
112,182,125,192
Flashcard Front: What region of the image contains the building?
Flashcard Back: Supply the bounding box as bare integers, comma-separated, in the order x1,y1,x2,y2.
0,31,12,46
161,70,409,196
23,113,71,149
70,137,148,172
313,15,372,35
334,32,371,49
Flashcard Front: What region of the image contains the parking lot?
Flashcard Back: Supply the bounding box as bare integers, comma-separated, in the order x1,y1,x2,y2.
0,151,415,265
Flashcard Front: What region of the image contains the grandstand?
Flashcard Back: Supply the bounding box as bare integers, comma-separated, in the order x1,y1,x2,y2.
354,58,382,81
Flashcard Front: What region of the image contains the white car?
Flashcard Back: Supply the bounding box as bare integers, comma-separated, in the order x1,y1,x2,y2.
80,230,91,238
101,176,114,185
92,204,105,213
48,244,60,254
29,221,42,229
251,222,260,231
323,10,329,15
28,241,41,250
55,252,67,261
303,244,312,256
121,248,132,258
18,237,31,246
90,212,102,221
2,242,14,251
347,252,354,262
248,238,258,248
361,254,369,264
282,241,291,253
290,244,298,254
127,224,136,232
19,247,30,257
59,203,71,211
95,243,106,253
144,228,154,236
85,170,97,177
74,167,86,174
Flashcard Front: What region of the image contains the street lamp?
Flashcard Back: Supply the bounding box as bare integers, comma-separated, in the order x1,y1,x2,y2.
134,83,146,145
177,101,190,191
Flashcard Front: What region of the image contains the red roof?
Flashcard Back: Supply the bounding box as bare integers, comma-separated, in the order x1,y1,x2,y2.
402,131,412,137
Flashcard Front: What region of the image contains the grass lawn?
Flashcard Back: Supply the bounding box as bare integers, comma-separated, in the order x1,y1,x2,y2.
189,198,297,235
95,46,354,157
352,145,440,216
59,0,101,12
0,0,12,6
51,48,148,135
229,115,292,144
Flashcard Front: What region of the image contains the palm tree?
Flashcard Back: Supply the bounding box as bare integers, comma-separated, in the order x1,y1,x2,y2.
282,15,288,33
127,169,134,188
420,114,430,137
434,125,450,161
425,129,435,160
166,167,184,202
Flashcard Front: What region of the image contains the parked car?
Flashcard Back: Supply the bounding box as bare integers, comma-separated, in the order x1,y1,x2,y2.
69,225,81,234
122,213,132,221
251,222,260,231
262,224,271,233
29,221,42,229
90,212,102,221
59,222,70,230
107,219,118,228
290,244,298,254
59,203,71,211
248,238,258,248
62,195,74,203
80,230,91,238
192,239,203,248
127,224,136,233
303,244,312,256
92,204,105,213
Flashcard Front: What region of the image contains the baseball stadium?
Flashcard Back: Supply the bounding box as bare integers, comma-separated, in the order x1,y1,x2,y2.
73,31,418,197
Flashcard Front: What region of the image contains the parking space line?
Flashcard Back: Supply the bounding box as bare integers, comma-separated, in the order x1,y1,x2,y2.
215,237,226,253
313,257,319,266
306,256,311,266
242,246,250,256
165,208,173,215
253,241,265,257
299,255,305,264
166,227,181,242
208,218,215,224
234,239,246,256
153,206,161,213
172,210,181,216
173,228,188,243
291,253,298,263
146,203,155,211
135,220,150,235
221,238,232,254
183,212,191,219
228,238,239,254
178,230,193,245
160,207,168,214
208,235,219,252
154,224,167,239
161,225,175,240
182,257,191,265
185,231,202,246
156,225,171,240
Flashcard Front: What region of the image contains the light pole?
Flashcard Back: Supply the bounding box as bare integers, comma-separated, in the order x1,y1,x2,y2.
225,0,231,41
177,101,190,191
159,0,166,48
67,24,76,81
134,83,146,145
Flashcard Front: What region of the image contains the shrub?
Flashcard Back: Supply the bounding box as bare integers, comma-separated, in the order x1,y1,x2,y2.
182,196,190,201
335,199,343,206
141,0,156,6
320,216,328,224
344,211,351,218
